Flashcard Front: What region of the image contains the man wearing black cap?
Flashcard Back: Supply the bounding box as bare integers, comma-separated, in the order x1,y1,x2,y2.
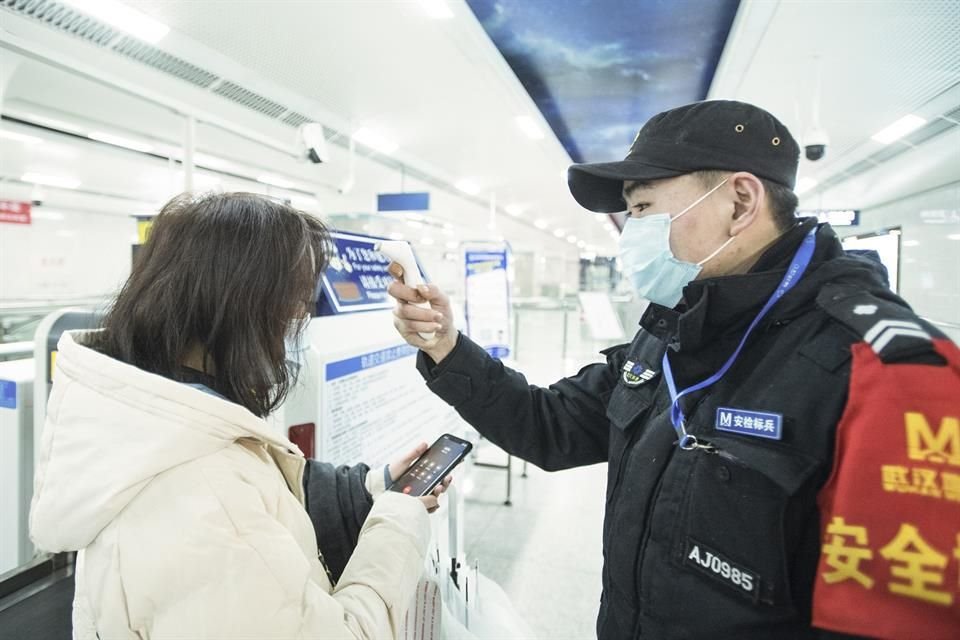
388,100,960,639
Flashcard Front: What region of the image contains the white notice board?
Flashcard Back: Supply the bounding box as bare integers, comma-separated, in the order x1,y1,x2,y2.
464,246,512,359
298,312,467,469
321,344,464,467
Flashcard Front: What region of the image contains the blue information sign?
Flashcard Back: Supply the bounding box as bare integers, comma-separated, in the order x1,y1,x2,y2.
377,192,430,212
317,231,422,315
465,251,507,274
325,344,418,381
0,379,16,409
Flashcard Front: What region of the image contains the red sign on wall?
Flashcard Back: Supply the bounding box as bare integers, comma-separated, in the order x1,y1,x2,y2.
0,201,31,225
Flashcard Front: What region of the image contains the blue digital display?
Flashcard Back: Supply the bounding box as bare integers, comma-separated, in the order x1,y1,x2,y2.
465,0,740,163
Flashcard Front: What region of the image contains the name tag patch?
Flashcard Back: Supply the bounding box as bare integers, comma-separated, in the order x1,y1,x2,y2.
684,538,760,601
715,407,783,440
622,360,658,387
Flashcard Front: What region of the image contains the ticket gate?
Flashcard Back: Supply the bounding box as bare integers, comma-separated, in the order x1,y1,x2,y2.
0,310,98,640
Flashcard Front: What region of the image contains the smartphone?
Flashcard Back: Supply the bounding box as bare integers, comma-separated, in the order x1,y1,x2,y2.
388,433,473,497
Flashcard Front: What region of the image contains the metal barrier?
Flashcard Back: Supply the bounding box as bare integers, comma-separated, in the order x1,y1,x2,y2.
0,342,32,363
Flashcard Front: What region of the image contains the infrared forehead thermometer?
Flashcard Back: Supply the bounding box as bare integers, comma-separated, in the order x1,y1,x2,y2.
375,240,436,341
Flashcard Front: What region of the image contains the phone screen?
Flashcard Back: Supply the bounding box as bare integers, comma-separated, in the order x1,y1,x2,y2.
389,434,472,497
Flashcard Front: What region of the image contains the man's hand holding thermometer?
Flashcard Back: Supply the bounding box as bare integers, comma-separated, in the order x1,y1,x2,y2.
378,240,458,365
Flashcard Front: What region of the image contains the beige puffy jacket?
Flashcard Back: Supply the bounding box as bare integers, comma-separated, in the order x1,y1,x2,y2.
29,331,430,639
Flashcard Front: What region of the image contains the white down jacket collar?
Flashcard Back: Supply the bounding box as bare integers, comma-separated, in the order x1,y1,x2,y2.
30,330,305,552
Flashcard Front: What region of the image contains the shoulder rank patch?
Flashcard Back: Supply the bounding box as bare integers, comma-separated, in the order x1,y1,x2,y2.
622,360,658,387
863,319,931,355
817,284,947,364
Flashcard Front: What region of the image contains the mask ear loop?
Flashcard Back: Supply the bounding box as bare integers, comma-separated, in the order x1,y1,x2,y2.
696,235,736,266
669,177,729,222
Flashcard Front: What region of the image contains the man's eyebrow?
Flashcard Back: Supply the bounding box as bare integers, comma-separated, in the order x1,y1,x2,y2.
622,180,654,201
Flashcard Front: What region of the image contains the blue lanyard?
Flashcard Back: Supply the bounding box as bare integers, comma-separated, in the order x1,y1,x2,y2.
662,228,817,450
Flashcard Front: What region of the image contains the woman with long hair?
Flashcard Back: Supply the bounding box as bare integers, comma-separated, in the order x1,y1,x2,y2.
30,192,437,639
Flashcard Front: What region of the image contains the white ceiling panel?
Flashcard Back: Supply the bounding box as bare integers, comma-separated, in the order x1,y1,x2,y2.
0,0,619,256
711,0,960,207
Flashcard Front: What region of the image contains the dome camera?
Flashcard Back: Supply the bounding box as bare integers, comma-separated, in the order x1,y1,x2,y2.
298,123,329,164
804,126,830,162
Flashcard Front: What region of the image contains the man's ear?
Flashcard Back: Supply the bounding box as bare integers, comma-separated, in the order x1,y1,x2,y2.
728,172,765,237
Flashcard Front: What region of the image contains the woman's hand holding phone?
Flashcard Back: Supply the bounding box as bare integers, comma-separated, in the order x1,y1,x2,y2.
389,442,452,514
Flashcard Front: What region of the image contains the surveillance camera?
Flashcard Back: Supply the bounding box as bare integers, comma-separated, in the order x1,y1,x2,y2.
804,127,830,161
298,123,328,164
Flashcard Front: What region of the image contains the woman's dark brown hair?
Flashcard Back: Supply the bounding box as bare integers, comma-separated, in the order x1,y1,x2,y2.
96,192,330,417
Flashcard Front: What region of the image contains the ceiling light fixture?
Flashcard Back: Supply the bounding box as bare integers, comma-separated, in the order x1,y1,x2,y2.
256,174,296,189
21,172,81,189
871,114,927,145
0,130,43,144
352,127,399,155
193,152,231,170
419,0,454,19
455,179,480,196
553,228,566,238
421,237,435,246
534,219,549,230
514,115,544,140
32,210,66,221
25,115,84,134
88,131,154,153
290,196,319,211
61,0,169,43
567,235,577,244
505,203,525,216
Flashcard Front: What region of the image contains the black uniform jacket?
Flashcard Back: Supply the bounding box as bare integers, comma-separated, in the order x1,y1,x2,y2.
416,219,950,639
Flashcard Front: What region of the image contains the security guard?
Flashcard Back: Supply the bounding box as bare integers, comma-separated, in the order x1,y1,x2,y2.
388,101,960,639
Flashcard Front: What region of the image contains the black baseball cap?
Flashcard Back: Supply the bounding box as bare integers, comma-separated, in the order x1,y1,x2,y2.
567,100,800,213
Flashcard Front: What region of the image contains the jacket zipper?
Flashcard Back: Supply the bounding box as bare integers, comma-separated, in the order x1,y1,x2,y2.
601,408,647,637
627,390,713,638
630,444,676,639
606,381,667,505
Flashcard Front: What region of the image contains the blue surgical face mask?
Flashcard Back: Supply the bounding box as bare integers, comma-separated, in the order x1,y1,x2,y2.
619,178,735,308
